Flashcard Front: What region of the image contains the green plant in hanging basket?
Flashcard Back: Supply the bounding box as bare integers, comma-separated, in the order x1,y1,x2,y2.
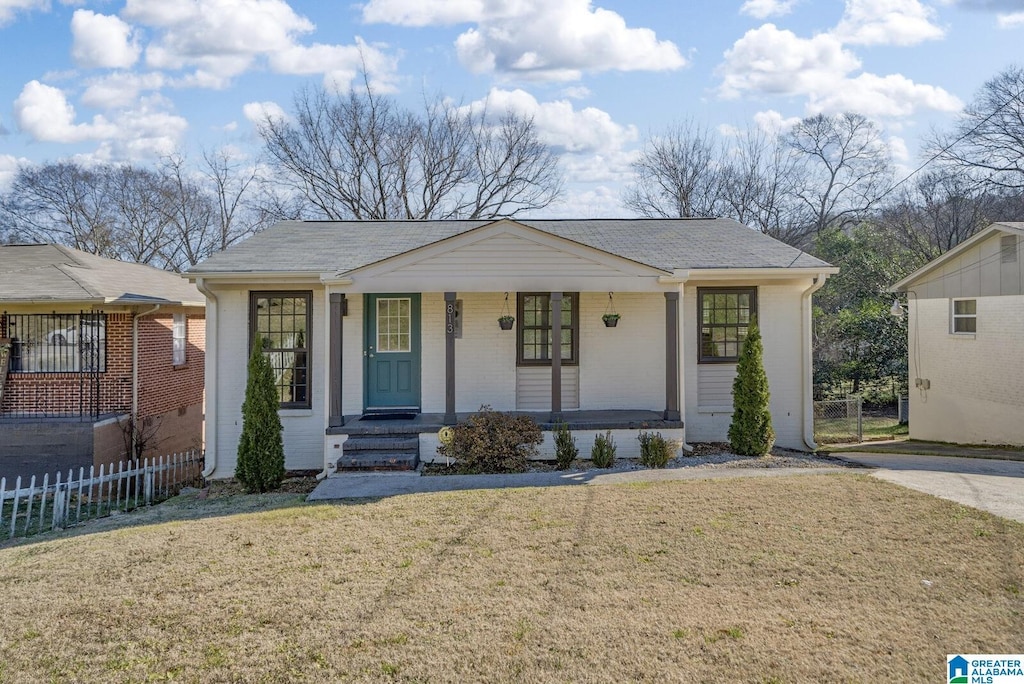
602,313,620,327
498,315,515,330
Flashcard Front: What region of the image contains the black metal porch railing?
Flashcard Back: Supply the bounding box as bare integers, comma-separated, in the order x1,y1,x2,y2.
0,311,109,420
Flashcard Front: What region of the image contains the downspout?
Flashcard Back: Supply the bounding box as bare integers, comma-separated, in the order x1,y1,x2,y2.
132,304,162,458
801,274,829,451
194,277,218,478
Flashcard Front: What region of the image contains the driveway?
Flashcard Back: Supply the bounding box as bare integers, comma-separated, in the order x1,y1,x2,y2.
837,452,1024,523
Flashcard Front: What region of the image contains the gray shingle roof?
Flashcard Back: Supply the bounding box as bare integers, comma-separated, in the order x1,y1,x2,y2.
188,218,832,275
0,244,205,306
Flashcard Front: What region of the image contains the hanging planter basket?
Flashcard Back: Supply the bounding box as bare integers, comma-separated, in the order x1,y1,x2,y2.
498,293,515,330
603,292,620,327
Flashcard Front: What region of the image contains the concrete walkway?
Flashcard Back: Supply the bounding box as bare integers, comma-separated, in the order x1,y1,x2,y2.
837,452,1024,523
308,465,848,501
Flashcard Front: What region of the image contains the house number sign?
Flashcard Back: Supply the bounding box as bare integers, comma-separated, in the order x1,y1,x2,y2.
446,302,456,336
445,300,462,338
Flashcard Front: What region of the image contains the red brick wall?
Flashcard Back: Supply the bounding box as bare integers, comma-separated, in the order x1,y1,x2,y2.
1,313,133,415
137,313,205,418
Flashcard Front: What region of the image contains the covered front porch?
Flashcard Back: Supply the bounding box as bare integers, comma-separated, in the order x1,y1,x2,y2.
325,409,685,473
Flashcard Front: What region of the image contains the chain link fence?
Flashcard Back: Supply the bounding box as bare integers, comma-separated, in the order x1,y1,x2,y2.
814,396,863,445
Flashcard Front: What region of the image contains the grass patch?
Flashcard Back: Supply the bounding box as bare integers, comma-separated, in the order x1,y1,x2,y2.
1,475,1022,681
816,415,908,444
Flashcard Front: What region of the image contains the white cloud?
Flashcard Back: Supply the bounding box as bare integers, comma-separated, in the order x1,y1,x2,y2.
887,135,910,163
269,37,401,93
561,85,591,100
739,0,797,19
14,80,117,143
13,81,186,159
807,72,962,117
0,154,26,193
0,0,47,27
365,0,685,81
833,0,945,46
545,185,631,218
753,109,801,133
243,101,288,125
361,0,487,26
717,23,960,119
998,11,1024,27
71,10,139,68
462,88,637,154
92,96,189,160
459,88,640,185
81,72,166,109
718,24,860,99
118,0,400,91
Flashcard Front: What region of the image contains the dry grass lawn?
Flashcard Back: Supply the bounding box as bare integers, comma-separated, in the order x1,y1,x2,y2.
1,473,1022,683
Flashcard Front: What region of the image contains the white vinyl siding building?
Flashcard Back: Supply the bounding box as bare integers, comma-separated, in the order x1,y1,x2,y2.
189,218,836,478
891,222,1024,447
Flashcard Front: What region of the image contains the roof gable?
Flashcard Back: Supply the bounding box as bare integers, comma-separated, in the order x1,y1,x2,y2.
891,223,1024,291
339,219,667,280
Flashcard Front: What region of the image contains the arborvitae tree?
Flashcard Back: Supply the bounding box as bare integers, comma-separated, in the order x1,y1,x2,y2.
728,318,775,457
236,337,285,492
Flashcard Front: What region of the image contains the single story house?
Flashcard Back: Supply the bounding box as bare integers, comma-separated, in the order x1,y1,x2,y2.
890,222,1024,447
0,244,206,481
188,218,837,478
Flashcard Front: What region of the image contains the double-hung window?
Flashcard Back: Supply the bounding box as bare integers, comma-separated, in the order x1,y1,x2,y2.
517,293,579,366
951,299,976,334
172,314,187,366
698,288,757,363
249,292,311,408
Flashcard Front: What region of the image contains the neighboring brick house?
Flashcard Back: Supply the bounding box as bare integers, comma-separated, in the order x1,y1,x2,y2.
188,218,837,479
0,245,205,481
891,222,1024,446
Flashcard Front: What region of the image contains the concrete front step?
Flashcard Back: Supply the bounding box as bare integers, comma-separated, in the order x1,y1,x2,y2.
342,436,419,452
337,434,420,471
336,452,419,471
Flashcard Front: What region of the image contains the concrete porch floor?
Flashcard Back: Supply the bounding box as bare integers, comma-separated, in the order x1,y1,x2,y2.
326,409,683,436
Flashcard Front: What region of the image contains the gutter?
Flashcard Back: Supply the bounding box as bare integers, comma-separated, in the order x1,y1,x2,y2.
132,304,162,458
194,277,218,478
800,273,830,451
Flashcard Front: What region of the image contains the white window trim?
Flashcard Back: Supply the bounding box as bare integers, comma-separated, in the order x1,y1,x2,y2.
950,298,977,336
172,313,187,366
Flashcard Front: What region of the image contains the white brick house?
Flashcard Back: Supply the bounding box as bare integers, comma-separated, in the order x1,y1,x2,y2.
187,218,837,478
891,222,1024,447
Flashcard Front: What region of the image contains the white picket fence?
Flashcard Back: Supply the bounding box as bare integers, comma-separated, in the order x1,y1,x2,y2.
0,449,204,540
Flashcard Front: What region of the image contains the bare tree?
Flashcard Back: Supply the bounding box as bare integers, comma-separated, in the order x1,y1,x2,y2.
783,112,893,238
201,147,261,250
1,162,116,255
0,155,262,271
717,128,810,242
930,65,1024,192
256,82,562,220
623,120,724,218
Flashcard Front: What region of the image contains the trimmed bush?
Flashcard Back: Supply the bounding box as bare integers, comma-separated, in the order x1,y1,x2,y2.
436,406,542,473
236,337,286,492
638,431,674,468
728,317,776,457
553,421,578,469
591,431,616,468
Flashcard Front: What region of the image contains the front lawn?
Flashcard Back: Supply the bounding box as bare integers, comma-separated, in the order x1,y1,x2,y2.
1,474,1021,682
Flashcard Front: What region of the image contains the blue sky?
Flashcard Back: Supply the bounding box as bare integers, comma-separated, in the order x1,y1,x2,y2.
0,0,1022,216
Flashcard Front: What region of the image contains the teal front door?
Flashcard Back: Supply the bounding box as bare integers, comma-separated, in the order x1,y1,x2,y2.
364,294,421,411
